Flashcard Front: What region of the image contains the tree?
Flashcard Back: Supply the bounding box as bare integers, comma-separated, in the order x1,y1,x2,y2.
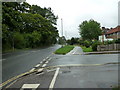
79,19,102,41
2,2,59,51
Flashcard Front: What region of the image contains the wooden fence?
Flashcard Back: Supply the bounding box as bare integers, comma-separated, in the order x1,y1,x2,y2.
97,44,120,51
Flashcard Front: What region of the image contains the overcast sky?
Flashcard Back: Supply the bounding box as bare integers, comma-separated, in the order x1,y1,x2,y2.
26,0,119,39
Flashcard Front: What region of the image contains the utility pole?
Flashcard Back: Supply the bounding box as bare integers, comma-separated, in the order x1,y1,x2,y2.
61,18,63,37
61,18,64,47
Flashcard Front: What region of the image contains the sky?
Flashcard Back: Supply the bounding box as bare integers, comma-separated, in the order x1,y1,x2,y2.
26,0,119,39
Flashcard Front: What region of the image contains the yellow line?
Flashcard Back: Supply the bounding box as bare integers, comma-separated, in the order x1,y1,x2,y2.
1,63,118,88
0,69,38,88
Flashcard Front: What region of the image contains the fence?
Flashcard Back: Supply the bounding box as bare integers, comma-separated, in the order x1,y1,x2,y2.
97,44,120,51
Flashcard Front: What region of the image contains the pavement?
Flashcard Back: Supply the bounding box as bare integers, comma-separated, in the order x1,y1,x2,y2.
84,51,120,55
1,46,119,89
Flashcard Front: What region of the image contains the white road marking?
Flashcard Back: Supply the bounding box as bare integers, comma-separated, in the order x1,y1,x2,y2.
45,61,49,64
47,69,56,72
21,84,40,89
42,64,47,67
0,59,6,61
37,68,43,72
29,68,35,72
40,61,43,64
35,64,40,67
36,72,44,76
48,58,52,61
43,59,46,62
46,57,49,59
49,68,60,90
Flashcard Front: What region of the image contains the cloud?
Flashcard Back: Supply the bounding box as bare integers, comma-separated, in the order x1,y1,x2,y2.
26,0,119,39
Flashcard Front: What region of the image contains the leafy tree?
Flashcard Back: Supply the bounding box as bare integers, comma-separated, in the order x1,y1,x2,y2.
58,36,66,45
79,19,102,41
2,2,59,51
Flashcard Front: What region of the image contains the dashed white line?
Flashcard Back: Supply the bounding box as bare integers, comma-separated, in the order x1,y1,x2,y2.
37,68,43,72
40,61,43,64
43,59,46,62
35,64,40,68
29,68,35,72
48,58,52,61
42,64,47,67
46,57,49,59
45,61,49,64
49,68,60,90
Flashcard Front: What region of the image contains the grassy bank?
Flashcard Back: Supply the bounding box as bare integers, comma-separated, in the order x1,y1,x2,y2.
54,45,74,55
80,46,93,52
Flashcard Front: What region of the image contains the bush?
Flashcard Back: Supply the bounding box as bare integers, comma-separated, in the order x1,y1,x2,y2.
104,40,115,45
81,46,93,52
83,40,92,48
115,39,120,44
14,32,26,49
92,41,101,51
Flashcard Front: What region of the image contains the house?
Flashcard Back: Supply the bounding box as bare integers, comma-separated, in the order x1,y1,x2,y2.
99,26,120,42
105,26,120,39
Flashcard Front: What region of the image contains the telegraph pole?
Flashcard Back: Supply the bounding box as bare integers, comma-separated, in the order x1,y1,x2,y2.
61,18,63,37
61,18,64,47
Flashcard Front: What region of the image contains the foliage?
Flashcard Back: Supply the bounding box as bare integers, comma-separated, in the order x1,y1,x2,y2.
81,46,93,52
83,40,92,48
66,37,79,45
2,2,59,51
104,40,115,45
91,41,101,51
115,39,120,44
78,40,84,45
58,36,66,45
54,45,74,55
79,19,102,41
13,32,26,49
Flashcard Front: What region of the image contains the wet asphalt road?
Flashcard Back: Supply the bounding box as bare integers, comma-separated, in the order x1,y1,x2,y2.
5,46,119,88
2,44,61,82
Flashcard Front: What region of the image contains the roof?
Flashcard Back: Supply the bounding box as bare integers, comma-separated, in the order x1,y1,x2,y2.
106,26,120,34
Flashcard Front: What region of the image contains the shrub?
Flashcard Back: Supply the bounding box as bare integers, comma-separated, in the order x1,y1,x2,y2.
115,39,120,44
14,32,26,49
92,41,101,51
104,40,115,45
83,40,92,48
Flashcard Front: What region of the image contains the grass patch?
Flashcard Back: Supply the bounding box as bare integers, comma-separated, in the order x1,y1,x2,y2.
80,46,93,52
54,45,74,55
112,86,120,90
2,48,31,53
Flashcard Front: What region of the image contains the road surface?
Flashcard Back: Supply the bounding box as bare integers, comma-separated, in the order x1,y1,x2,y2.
2,46,119,88
2,44,61,82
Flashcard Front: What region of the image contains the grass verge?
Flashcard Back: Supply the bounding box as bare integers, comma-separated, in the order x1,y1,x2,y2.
54,45,74,55
2,48,31,53
112,86,120,90
80,46,93,52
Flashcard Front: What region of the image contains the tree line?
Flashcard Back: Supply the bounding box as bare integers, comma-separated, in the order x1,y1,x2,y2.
2,2,59,51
